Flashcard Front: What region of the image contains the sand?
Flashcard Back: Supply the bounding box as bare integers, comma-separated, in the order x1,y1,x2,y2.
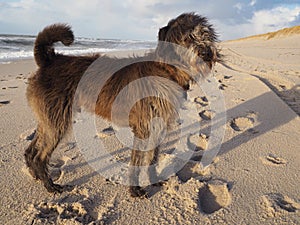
0,34,300,224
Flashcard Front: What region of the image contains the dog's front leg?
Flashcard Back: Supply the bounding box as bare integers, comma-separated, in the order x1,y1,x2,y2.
128,115,167,197
129,147,159,198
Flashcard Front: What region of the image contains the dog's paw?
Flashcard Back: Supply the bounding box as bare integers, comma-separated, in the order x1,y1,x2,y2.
44,181,64,193
61,184,75,192
129,186,148,198
29,168,40,180
44,180,74,194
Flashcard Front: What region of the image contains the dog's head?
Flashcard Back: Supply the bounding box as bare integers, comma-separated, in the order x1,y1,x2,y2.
157,13,220,77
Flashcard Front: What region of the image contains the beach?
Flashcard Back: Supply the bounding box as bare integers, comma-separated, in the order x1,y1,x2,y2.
0,32,300,224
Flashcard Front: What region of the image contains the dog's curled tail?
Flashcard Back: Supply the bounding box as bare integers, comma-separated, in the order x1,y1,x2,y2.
34,24,74,67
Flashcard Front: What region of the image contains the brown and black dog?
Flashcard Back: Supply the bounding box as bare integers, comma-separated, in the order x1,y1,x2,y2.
25,13,220,197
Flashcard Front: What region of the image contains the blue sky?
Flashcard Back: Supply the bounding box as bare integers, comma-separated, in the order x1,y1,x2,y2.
0,0,299,40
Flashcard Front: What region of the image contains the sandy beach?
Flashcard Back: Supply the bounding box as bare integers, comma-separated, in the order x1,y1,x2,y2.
0,30,300,224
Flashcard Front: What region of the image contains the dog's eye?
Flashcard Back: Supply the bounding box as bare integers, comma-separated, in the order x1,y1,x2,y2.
199,47,213,61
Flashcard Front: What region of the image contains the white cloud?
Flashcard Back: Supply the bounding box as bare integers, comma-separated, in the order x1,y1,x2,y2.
249,0,256,7
250,6,300,34
0,0,299,40
215,5,300,40
234,3,243,11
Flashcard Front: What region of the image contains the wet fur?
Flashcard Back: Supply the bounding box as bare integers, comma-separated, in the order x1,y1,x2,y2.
25,13,219,197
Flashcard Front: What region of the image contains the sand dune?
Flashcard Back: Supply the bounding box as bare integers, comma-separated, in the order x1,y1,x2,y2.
0,32,299,224
228,25,300,41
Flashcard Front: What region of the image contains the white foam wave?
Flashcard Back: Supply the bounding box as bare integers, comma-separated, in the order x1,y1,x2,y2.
0,48,115,63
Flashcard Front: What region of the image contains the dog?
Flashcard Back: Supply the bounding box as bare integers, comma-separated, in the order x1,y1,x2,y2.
25,12,220,197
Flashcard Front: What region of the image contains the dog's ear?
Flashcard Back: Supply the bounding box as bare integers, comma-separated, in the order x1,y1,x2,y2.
158,26,170,41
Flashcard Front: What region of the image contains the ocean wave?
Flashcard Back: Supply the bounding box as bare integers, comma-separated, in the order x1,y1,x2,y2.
0,50,33,62
0,35,35,47
0,47,154,63
0,48,111,63
0,34,156,63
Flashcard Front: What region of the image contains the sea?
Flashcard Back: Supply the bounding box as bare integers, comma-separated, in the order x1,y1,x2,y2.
0,34,157,63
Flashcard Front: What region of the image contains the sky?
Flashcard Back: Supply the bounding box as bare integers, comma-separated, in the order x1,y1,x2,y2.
0,0,299,41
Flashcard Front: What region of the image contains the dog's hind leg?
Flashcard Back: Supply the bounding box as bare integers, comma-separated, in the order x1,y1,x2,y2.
25,100,72,193
24,129,39,178
25,124,70,193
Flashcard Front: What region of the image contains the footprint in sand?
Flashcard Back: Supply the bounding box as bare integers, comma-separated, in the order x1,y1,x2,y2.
30,188,96,224
49,156,71,182
230,116,255,131
96,126,115,138
194,96,209,106
188,133,208,151
20,129,36,141
0,100,10,107
199,110,216,120
224,75,233,80
219,83,228,90
260,154,287,166
177,160,211,182
279,84,287,90
64,142,77,151
16,75,25,80
261,193,300,216
199,180,232,214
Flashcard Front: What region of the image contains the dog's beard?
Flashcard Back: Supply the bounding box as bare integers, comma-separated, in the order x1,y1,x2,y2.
156,43,213,81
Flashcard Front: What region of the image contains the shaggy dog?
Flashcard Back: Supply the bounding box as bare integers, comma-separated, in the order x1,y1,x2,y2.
25,13,220,197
